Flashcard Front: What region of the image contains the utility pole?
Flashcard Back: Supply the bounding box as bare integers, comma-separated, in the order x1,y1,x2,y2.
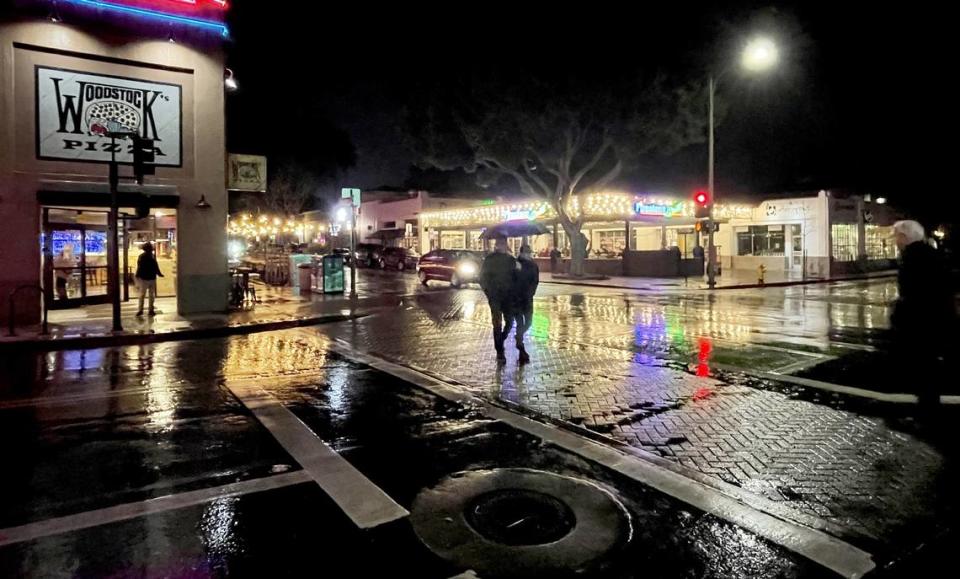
108,135,122,332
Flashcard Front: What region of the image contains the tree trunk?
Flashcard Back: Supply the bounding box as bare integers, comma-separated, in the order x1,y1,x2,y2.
570,233,588,276
560,219,588,277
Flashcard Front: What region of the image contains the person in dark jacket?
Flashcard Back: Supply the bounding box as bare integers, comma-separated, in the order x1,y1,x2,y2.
135,242,164,317
550,247,562,273
891,220,956,409
480,236,516,363
512,244,540,364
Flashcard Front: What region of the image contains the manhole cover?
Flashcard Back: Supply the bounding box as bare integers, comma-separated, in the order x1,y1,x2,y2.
411,468,631,577
466,489,576,546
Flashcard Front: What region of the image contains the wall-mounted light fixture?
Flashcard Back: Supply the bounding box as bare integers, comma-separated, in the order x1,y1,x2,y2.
224,68,238,91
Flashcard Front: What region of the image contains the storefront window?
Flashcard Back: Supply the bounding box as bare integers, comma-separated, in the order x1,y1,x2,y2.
531,234,552,257
633,227,662,251
468,230,485,251
831,224,858,262
591,228,625,258
865,224,897,260
736,225,785,256
401,222,418,251
440,232,465,249
665,228,678,249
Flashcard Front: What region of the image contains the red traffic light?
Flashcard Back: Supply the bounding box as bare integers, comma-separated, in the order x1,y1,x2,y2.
694,190,710,218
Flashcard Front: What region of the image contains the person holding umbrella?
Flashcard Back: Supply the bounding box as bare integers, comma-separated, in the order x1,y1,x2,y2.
480,235,517,364
513,244,540,364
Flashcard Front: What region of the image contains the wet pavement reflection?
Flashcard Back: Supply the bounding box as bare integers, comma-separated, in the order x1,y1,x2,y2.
0,333,835,578
0,276,954,577
316,278,958,555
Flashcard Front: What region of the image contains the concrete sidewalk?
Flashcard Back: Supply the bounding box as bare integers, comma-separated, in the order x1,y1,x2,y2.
541,268,896,291
0,282,399,350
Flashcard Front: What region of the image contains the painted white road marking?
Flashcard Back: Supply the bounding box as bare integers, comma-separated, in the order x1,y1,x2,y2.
224,379,409,529
0,470,311,547
711,362,960,405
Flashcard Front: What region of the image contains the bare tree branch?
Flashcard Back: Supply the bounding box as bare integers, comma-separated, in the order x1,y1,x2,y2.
587,158,623,196
404,72,706,275
569,136,613,195
521,162,557,200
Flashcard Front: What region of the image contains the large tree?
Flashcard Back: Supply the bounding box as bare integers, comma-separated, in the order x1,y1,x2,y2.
405,72,707,275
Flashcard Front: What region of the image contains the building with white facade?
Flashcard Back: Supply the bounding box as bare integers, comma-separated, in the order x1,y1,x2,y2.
416,190,903,278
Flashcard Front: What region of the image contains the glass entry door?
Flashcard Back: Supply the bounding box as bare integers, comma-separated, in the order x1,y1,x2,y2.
43,223,111,309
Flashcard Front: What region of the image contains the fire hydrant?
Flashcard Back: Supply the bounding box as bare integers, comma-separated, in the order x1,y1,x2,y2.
757,264,767,285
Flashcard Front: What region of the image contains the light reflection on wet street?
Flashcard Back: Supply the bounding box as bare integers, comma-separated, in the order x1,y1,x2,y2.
315,277,958,554
0,276,954,577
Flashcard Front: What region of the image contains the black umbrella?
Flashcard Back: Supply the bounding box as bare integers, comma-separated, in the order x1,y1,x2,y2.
480,221,551,239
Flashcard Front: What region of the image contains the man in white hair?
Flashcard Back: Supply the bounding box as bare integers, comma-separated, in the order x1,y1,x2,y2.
891,220,955,411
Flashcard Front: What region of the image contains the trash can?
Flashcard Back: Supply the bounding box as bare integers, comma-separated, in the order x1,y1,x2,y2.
322,254,345,294
298,263,312,294
289,254,313,288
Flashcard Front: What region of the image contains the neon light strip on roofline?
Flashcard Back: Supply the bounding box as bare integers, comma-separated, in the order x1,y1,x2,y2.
64,0,230,37
169,1,228,6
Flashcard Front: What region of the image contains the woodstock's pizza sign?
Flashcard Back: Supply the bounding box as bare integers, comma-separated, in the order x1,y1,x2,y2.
35,66,182,166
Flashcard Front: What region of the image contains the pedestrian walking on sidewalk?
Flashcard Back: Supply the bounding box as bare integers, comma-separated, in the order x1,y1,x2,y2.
480,236,517,364
512,244,540,364
891,220,956,412
135,242,164,317
550,247,562,273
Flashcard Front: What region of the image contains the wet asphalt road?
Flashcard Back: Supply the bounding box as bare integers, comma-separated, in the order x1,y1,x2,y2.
0,272,955,578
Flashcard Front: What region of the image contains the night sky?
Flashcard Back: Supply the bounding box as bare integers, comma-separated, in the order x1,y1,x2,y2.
225,2,951,224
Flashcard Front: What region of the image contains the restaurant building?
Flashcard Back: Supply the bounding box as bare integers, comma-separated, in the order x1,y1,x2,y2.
417,190,902,277
1,1,231,327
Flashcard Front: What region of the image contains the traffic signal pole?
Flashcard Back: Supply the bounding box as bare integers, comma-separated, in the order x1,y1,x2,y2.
707,75,717,289
108,135,122,331
105,132,153,331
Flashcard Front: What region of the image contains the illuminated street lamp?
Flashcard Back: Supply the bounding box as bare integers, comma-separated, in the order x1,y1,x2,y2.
706,36,779,289
741,37,779,72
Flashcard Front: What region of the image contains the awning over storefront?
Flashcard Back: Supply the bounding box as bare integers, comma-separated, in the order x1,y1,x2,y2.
421,193,754,230
37,180,180,208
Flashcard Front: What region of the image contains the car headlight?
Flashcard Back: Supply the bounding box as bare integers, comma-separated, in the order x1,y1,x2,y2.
457,261,477,276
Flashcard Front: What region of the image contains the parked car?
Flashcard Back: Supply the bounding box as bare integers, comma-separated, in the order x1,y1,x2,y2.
417,249,483,288
380,247,420,271
353,243,384,267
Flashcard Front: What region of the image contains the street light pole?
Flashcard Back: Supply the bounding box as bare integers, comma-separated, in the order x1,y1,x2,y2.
707,74,717,289
349,207,358,300
705,36,778,290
